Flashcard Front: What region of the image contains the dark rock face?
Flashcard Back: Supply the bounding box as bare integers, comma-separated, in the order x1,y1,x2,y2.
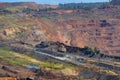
79,69,100,79
79,69,120,80
2,66,18,74
98,75,120,80
26,77,33,80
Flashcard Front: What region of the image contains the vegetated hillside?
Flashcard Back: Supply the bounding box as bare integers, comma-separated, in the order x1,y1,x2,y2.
0,44,120,80
0,2,120,57
0,46,81,79
58,2,104,10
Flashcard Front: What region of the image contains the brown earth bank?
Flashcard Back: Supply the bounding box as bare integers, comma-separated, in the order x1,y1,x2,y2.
0,2,58,9
1,17,120,56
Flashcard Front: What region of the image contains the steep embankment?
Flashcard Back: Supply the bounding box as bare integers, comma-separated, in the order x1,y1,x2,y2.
0,4,120,56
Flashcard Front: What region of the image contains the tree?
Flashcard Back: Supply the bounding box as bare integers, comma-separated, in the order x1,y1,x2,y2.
83,46,93,55
94,47,100,54
111,0,120,5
